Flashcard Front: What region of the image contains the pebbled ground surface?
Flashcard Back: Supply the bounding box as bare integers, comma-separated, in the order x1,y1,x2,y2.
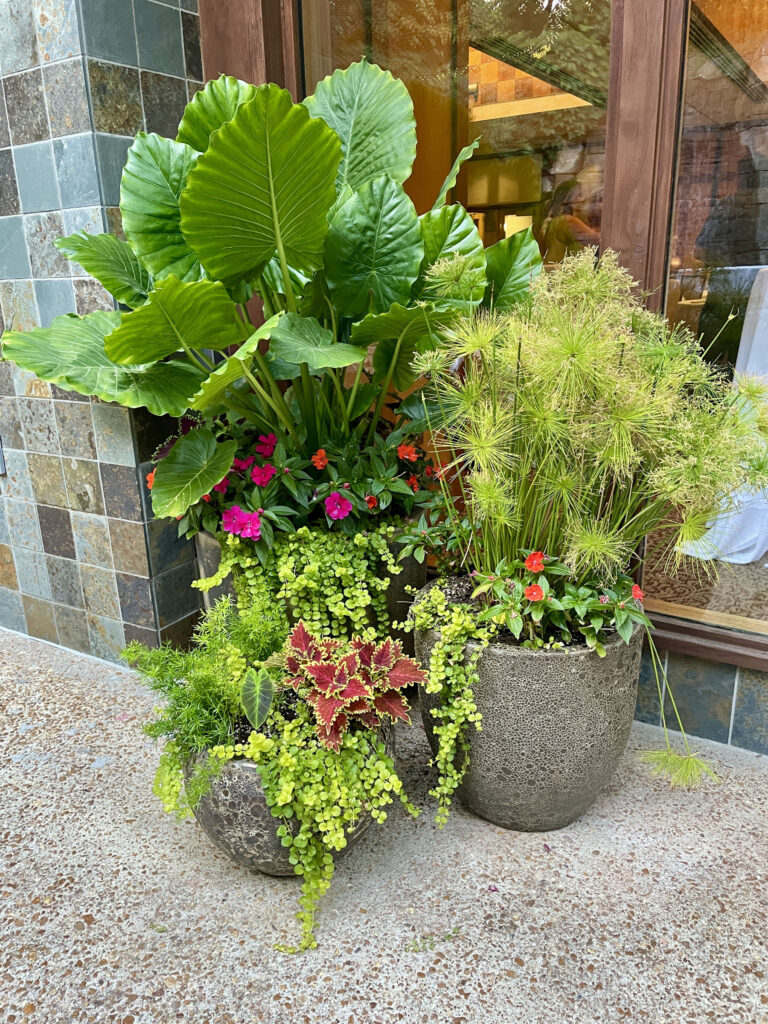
1,627,767,1024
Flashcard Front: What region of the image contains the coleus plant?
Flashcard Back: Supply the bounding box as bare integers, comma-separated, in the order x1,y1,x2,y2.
279,622,425,750
1,59,541,531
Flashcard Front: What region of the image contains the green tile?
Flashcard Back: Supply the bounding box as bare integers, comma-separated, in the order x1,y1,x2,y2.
53,134,100,209
0,216,32,278
22,594,58,642
0,585,26,631
134,0,184,76
27,453,68,507
94,133,132,206
79,0,138,65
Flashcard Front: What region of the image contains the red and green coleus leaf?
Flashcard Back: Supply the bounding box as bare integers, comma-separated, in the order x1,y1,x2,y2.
373,637,399,672
386,655,425,689
351,639,374,667
373,690,411,724
303,660,339,694
288,621,318,659
307,690,350,728
317,713,348,752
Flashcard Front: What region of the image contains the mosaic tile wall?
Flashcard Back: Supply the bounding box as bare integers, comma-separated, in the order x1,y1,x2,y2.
0,0,203,659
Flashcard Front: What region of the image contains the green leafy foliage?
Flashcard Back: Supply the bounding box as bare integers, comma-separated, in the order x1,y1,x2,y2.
352,303,444,392
269,313,363,371
482,226,542,309
190,313,283,411
432,137,480,210
151,428,237,519
54,232,151,308
176,75,257,152
240,666,275,730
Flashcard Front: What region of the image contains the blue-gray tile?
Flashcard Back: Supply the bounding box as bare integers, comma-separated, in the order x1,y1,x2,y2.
5,498,43,549
54,603,91,653
91,403,135,466
134,0,184,76
179,0,197,11
53,134,100,209
18,397,59,454
34,0,81,62
78,0,138,65
24,212,69,277
663,652,736,745
34,279,76,326
0,449,34,501
94,134,132,207
0,394,24,448
71,511,113,568
635,644,662,725
54,400,96,458
116,571,154,628
87,612,125,661
13,546,51,599
3,68,49,144
153,559,199,627
0,500,9,544
0,149,20,215
43,57,91,138
14,141,60,213
0,0,39,74
0,216,32,278
46,553,83,607
1,280,39,332
0,584,26,631
81,563,120,618
731,668,768,755
61,206,105,276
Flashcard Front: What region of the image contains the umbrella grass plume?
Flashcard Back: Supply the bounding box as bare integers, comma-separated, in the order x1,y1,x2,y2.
427,247,768,581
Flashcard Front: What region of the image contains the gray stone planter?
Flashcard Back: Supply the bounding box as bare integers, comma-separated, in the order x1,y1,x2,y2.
415,619,643,831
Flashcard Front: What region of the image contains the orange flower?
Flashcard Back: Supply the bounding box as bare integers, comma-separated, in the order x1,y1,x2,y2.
524,584,544,602
524,551,545,573
397,443,418,462
632,584,645,602
146,468,155,490
311,448,329,470
406,474,419,492
366,495,378,509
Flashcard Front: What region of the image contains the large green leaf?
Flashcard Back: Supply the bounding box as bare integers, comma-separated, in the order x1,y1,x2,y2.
1,311,204,416
304,58,417,191
483,227,543,310
414,204,486,305
105,276,242,365
351,303,445,391
269,313,363,371
176,75,257,153
151,428,237,519
190,313,282,411
180,84,341,285
120,133,201,282
432,138,480,210
324,176,423,317
54,232,151,308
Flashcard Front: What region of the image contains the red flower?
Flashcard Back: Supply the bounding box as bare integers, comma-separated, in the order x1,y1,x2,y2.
524,551,545,573
406,474,419,492
212,475,229,494
251,463,277,487
397,443,418,462
202,494,211,503
632,584,645,602
146,468,155,490
255,433,277,458
524,584,544,602
311,448,329,470
366,495,378,509
599,595,609,604
425,465,434,477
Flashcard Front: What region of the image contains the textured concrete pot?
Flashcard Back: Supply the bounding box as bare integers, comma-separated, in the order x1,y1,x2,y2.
415,622,643,831
187,725,395,875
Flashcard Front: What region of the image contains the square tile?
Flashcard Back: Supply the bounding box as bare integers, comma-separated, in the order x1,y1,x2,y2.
81,563,120,618
159,609,200,648
12,366,50,399
62,205,104,243
664,652,737,745
0,449,34,501
62,456,104,513
179,0,197,11
0,499,9,543
94,133,132,207
134,0,184,76
14,141,60,213
87,60,143,136
46,552,83,606
141,70,187,138
18,397,59,453
27,452,68,506
0,279,38,330
0,149,20,215
152,559,199,626
71,511,112,568
54,603,90,652
91,403,135,465
731,667,768,755
53,134,100,209
34,278,76,326
0,584,26,631
0,99,9,149
147,516,193,574
87,612,125,661
34,0,81,62
3,69,49,145
0,541,19,588
79,0,138,66
37,503,75,558
116,571,154,628
73,278,114,314
23,594,58,641
100,463,142,521
43,58,91,137
108,517,149,576
1,0,39,73
24,211,69,277
0,216,32,278
54,400,96,458
123,621,158,647
5,498,43,549
13,546,51,598
181,12,201,81
0,362,14,396
0,395,24,448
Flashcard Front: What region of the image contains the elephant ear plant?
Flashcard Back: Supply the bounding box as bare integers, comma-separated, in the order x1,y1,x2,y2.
0,60,537,562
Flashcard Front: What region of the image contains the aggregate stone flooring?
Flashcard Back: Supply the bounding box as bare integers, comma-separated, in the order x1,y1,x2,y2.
1,628,767,1024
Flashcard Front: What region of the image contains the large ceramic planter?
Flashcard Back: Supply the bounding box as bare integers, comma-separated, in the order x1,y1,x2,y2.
415,620,643,831
187,725,395,875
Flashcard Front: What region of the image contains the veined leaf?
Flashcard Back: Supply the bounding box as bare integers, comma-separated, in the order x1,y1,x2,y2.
324,175,423,317
120,133,201,282
151,428,237,518
190,313,282,411
304,57,417,191
351,303,445,391
432,138,480,210
176,75,257,152
105,276,242,365
54,232,151,308
483,227,543,310
269,313,363,371
1,311,204,416
180,84,341,285
414,204,486,305
241,667,275,730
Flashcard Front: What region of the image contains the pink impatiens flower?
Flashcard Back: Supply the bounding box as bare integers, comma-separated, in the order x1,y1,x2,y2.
232,456,255,474
238,511,262,540
255,433,277,458
325,491,353,521
212,476,230,494
221,505,262,540
251,463,277,487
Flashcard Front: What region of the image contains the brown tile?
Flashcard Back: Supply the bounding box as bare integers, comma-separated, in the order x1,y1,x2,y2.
22,595,58,642
62,457,104,514
1,281,39,334
54,604,90,653
140,70,187,138
87,59,143,136
43,58,91,137
24,212,69,278
159,609,201,650
18,398,59,454
123,622,158,648
497,79,517,103
0,149,20,216
81,564,120,619
0,395,24,448
3,69,49,145
27,453,68,507
0,362,16,396
108,518,149,576
104,206,124,240
152,560,199,627
37,504,75,559
54,401,96,459
147,517,193,574
0,543,19,589
100,463,142,521
515,77,534,100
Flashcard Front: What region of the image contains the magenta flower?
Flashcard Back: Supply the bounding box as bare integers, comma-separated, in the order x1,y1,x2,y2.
325,491,353,521
232,456,255,474
222,505,248,535
251,463,277,487
239,511,262,540
212,476,230,494
255,433,277,458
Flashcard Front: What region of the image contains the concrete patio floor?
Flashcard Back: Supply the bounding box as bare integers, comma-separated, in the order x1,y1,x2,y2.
1,629,767,1024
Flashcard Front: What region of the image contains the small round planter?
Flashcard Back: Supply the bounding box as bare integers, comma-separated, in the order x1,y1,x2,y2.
415,614,643,832
187,726,395,875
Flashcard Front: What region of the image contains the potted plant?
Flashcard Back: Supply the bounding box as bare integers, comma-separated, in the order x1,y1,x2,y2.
405,248,768,830
128,594,425,952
